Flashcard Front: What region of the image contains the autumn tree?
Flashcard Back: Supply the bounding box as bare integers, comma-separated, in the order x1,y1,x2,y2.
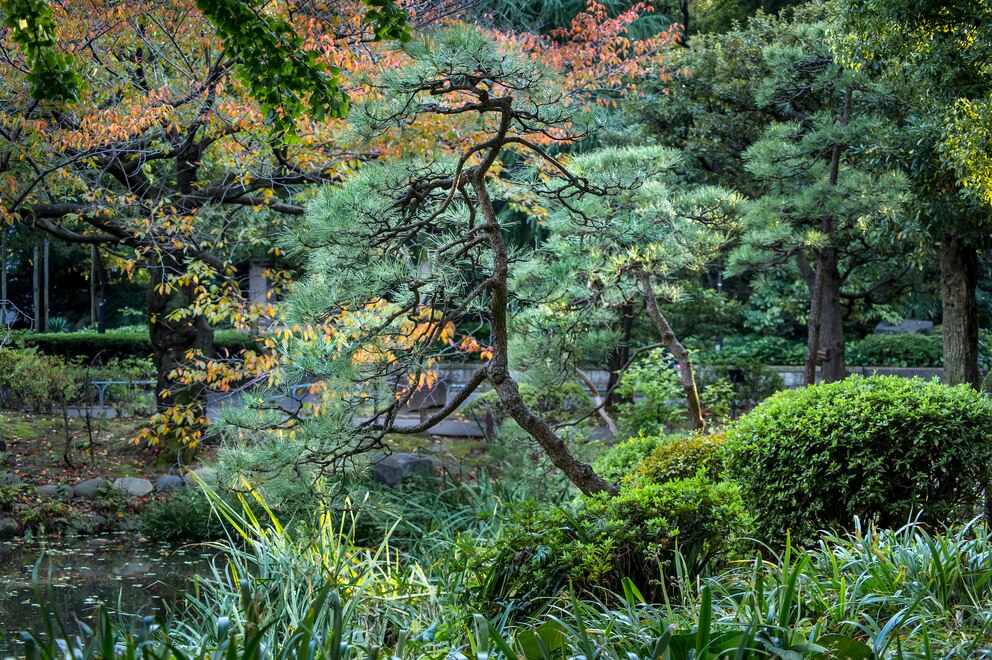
152,0,677,454
0,0,439,456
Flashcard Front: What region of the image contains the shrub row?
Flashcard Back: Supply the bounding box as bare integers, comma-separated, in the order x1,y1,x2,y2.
11,330,258,361
0,348,157,412
693,329,991,368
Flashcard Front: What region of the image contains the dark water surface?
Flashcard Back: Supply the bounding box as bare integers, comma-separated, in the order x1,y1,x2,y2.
0,534,215,656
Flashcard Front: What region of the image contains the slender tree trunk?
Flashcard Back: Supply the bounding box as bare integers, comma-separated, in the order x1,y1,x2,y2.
637,271,706,432
806,87,852,386
32,240,40,333
805,251,846,384
90,245,97,328
94,247,107,333
61,399,73,469
940,235,980,388
577,367,618,435
804,258,824,386
1,228,7,302
43,238,49,332
473,176,616,496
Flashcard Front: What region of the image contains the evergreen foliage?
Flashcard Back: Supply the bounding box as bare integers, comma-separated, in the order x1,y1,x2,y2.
727,375,992,544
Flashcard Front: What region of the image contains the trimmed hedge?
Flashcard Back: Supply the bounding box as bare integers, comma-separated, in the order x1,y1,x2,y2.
12,330,258,361
634,432,728,484
592,433,672,484
847,333,943,368
726,375,992,544
692,329,989,369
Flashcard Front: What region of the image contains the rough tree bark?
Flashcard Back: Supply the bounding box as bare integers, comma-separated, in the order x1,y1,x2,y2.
474,175,617,496
819,249,846,383
804,87,851,386
940,235,981,388
637,271,706,432
146,255,213,462
804,255,825,386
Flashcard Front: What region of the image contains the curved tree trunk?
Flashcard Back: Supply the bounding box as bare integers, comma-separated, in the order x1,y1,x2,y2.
637,272,706,432
474,177,617,496
940,235,980,388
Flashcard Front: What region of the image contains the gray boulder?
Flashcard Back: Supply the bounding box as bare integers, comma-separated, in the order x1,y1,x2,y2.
113,477,154,497
73,478,110,499
36,484,74,501
0,472,21,486
0,517,18,540
183,467,217,486
156,475,185,492
372,452,436,486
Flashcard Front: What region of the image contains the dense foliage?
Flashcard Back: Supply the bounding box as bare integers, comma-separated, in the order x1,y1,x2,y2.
19,480,992,658
727,375,992,543
485,475,750,605
3,0,992,657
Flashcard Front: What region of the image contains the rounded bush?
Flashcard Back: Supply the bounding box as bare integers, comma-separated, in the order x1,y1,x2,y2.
726,375,992,543
592,433,671,483
634,432,728,484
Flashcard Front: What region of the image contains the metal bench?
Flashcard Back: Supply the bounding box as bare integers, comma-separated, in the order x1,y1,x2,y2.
90,380,156,406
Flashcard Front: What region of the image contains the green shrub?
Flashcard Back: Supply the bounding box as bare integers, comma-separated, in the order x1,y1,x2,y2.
592,433,671,483
0,481,26,512
696,362,785,412
692,336,806,366
12,330,257,361
0,348,84,413
140,488,227,541
19,498,71,532
847,332,943,367
614,352,685,436
613,350,762,434
484,475,751,606
726,375,992,544
0,348,157,415
634,432,728,484
594,431,729,485
46,316,71,333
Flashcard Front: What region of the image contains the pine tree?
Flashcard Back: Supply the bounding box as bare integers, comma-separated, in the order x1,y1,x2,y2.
724,9,910,384
513,147,740,432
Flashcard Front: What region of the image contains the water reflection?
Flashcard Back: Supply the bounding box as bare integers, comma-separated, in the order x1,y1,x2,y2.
0,533,214,655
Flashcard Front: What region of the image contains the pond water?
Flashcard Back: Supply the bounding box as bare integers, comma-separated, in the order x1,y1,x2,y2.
0,534,216,656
